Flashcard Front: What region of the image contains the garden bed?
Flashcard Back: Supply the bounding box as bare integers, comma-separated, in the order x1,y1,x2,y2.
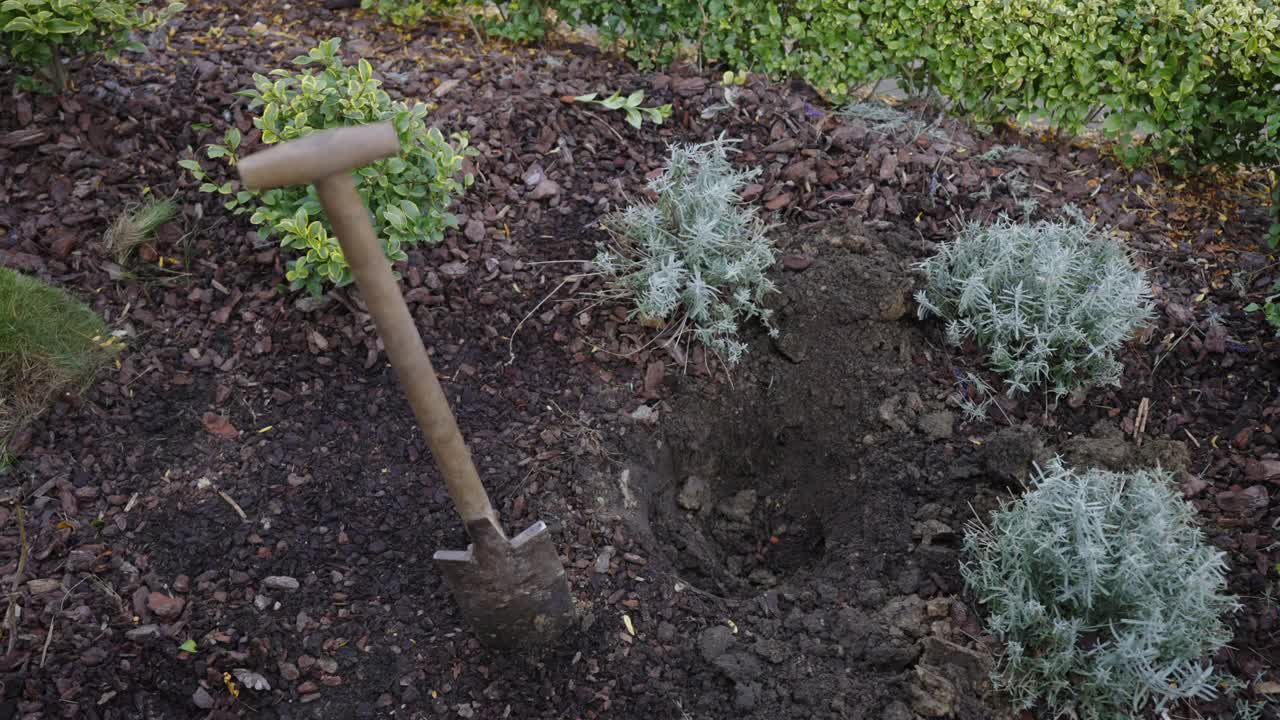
0,1,1277,719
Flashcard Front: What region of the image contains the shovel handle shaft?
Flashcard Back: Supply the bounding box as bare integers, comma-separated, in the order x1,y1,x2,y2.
314,171,500,529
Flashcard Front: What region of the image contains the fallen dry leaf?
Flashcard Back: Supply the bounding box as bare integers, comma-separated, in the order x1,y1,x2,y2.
201,412,238,439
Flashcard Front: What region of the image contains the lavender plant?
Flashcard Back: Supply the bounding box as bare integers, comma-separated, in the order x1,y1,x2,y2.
963,459,1238,720
594,137,776,366
916,212,1153,396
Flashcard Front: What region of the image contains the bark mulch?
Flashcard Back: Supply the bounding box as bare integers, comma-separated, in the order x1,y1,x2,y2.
1,2,1277,719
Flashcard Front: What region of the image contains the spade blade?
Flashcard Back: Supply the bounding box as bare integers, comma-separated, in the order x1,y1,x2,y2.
433,519,575,649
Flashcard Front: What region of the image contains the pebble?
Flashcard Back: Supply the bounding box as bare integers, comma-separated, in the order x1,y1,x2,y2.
917,411,955,440
677,475,709,511
528,179,560,200
263,575,300,591
147,592,185,620
594,545,615,574
192,687,214,709
717,489,757,523
26,578,61,594
125,624,161,641
80,646,108,666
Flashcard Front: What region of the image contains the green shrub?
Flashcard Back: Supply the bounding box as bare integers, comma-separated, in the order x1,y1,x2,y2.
0,0,184,92
0,268,118,444
361,0,456,27
181,38,474,296
475,0,550,42
482,0,1280,176
963,459,1238,719
594,137,776,366
915,212,1154,397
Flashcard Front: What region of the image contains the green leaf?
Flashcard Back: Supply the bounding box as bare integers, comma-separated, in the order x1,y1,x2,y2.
225,128,242,150
178,639,198,653
206,145,228,159
625,108,642,128
3,17,34,31
1244,303,1261,313
178,159,203,173
574,92,598,102
626,89,645,107
601,93,627,110
45,19,83,33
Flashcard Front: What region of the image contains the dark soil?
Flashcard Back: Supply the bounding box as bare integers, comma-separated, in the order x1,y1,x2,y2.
618,220,1011,719
1,1,1278,719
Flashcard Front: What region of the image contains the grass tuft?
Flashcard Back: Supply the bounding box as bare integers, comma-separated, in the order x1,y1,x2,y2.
0,268,117,446
103,197,178,264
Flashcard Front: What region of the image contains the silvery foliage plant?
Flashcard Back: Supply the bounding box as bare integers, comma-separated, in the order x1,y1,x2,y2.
963,459,1238,720
916,210,1154,396
594,136,777,366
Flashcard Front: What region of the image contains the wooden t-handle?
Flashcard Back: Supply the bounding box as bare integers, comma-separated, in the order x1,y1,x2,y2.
238,124,501,532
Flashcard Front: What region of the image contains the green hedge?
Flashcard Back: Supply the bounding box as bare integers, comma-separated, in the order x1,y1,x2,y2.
1,0,184,92
483,0,1280,172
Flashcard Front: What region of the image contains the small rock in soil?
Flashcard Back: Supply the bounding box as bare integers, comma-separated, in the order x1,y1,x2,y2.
697,625,736,662
781,255,813,271
677,475,709,511
717,489,757,523
748,568,778,587
920,637,991,686
733,682,759,710
917,411,954,440
657,622,676,642
67,550,95,571
881,594,928,639
878,395,913,433
983,425,1047,483
868,642,921,670
192,687,214,709
1216,486,1269,514
125,624,161,641
628,405,659,424
914,519,955,547
294,295,333,313
926,597,952,618
263,576,300,591
528,179,560,200
147,592,185,620
594,545,615,574
81,646,109,666
26,578,60,594
1180,474,1209,498
439,261,468,278
910,665,957,717
1245,459,1280,483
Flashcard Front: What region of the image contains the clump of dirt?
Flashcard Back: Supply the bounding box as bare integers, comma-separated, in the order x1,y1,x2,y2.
617,219,1023,719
